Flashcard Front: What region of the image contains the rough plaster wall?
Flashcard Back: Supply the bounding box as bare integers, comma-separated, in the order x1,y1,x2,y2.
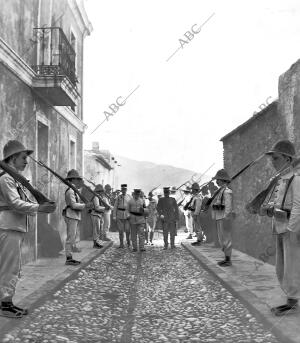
0,0,39,66
223,102,287,263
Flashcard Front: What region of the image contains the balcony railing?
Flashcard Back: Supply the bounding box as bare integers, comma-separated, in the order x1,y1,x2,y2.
32,27,77,86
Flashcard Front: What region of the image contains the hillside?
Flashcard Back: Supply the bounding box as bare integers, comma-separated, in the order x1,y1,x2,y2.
115,155,211,193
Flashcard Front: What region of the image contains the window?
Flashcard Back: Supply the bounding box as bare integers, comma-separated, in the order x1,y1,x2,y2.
69,139,76,169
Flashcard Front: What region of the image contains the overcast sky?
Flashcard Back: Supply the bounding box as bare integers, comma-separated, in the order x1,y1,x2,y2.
82,0,300,176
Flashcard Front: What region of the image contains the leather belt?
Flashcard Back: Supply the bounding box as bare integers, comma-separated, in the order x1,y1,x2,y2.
130,211,143,216
118,208,126,211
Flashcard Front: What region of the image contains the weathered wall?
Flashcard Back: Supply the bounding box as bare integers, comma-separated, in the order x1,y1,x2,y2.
222,101,287,264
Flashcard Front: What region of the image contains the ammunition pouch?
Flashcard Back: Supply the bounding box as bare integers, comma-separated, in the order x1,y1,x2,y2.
274,208,291,221
212,204,225,211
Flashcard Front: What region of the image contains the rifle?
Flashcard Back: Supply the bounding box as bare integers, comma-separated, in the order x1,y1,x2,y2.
194,163,215,184
176,173,197,191
203,153,266,211
29,156,89,204
0,160,54,205
149,184,161,194
81,184,112,210
84,177,96,187
245,158,300,214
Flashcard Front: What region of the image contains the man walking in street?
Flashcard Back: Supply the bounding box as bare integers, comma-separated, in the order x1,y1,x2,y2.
146,191,158,245
211,169,233,267
255,140,300,316
157,187,179,249
63,170,92,266
190,182,205,246
0,140,56,318
128,189,148,252
113,184,131,248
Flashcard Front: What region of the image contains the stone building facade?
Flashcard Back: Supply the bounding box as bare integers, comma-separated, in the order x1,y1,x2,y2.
221,58,300,264
0,0,92,262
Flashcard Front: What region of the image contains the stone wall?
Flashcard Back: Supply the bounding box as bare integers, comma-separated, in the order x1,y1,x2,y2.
221,59,300,264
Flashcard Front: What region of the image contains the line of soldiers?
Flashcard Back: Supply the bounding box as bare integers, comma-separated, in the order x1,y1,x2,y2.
1,138,300,319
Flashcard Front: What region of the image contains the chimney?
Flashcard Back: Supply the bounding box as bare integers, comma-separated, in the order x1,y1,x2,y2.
92,142,99,151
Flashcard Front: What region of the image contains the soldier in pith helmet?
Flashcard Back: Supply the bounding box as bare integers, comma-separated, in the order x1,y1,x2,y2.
180,186,193,237
211,169,233,267
103,184,113,241
190,182,205,245
63,170,93,265
256,139,300,316
0,140,56,318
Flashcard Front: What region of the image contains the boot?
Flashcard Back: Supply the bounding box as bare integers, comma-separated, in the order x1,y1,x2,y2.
119,232,124,248
150,232,154,245
145,231,149,245
170,236,175,249
218,256,232,267
65,256,81,265
273,298,298,316
93,240,103,249
126,232,131,247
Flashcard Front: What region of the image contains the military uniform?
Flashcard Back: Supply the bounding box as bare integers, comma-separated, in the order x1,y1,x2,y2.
258,140,300,315
211,186,233,257
191,190,204,244
146,194,157,245
64,186,85,257
157,187,179,249
128,190,146,251
90,184,105,248
103,184,113,240
113,184,131,248
0,140,55,318
181,189,193,238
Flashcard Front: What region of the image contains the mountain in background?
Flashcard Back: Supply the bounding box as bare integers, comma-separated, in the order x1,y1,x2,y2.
115,155,211,192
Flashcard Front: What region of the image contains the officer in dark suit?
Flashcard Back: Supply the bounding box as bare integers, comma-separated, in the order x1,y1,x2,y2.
157,187,179,249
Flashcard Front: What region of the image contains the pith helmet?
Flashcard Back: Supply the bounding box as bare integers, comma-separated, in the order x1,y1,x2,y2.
266,140,296,158
3,140,33,160
170,186,177,193
213,169,231,182
182,186,191,192
105,184,111,191
191,182,200,190
66,169,82,180
94,184,104,192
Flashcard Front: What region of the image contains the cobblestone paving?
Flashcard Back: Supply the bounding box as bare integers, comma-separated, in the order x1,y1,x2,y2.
1,234,281,343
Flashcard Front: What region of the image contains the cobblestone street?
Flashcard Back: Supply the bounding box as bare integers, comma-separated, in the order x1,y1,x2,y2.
1,234,281,343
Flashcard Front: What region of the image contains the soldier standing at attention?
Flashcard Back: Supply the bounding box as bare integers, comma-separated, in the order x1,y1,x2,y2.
63,170,92,266
211,169,233,267
181,186,193,239
0,140,56,318
128,189,148,252
112,184,131,248
146,191,158,245
157,187,179,249
190,182,204,246
90,184,105,249
256,140,300,316
103,184,114,241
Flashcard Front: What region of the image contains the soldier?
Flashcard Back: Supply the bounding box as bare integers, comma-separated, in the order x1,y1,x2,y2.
0,140,56,318
90,184,105,249
211,169,233,267
190,183,204,246
112,184,131,248
146,191,158,245
157,187,179,249
181,186,193,239
128,189,147,252
63,170,92,266
257,140,300,316
103,184,114,241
